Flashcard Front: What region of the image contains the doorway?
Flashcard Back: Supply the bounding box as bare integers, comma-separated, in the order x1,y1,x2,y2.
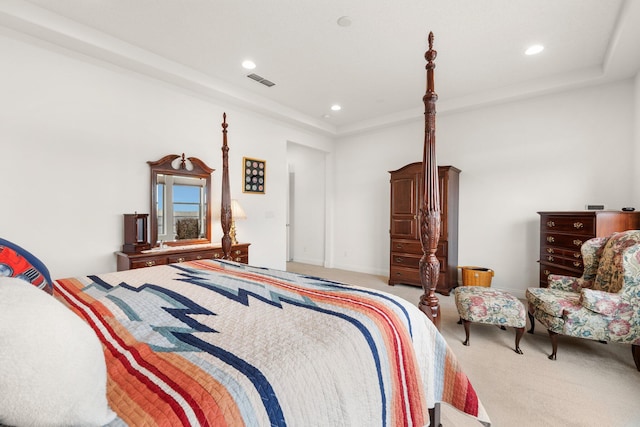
286,142,326,266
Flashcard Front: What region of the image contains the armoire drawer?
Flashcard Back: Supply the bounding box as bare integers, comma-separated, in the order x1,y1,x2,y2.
391,239,422,254
389,266,445,288
391,239,447,256
390,252,422,269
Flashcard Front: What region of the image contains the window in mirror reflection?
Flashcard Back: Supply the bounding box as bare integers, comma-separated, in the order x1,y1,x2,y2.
156,174,207,242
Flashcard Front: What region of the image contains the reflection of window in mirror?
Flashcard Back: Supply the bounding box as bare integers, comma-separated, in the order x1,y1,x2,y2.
148,154,213,248
156,174,207,241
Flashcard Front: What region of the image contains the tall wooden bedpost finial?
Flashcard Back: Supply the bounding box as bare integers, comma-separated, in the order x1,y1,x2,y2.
221,113,232,260
418,31,442,329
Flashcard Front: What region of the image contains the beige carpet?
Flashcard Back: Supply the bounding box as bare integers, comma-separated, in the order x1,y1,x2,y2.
286,262,640,427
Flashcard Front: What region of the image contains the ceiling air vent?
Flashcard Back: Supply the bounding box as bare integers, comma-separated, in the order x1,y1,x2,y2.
247,73,275,87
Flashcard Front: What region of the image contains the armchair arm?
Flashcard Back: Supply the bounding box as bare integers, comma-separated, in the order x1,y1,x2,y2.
548,274,587,292
581,288,624,316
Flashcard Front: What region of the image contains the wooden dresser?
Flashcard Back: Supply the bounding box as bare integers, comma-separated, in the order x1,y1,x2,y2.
116,243,250,271
538,211,640,287
388,163,460,295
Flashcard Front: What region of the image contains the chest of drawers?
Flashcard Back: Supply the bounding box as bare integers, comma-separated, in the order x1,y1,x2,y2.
538,211,640,287
116,243,250,271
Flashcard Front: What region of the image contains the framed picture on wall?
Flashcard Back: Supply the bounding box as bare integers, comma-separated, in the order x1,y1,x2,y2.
243,157,266,194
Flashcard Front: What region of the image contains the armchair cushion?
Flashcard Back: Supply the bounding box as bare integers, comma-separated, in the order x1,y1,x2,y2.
547,274,586,292
581,236,609,284
526,287,581,318
580,288,627,316
593,231,640,293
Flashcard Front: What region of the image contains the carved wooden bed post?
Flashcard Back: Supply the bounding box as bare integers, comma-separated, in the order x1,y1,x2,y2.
220,113,232,260
418,32,442,329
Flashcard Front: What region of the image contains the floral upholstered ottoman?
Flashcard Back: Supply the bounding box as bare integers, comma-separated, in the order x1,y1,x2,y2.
454,286,526,354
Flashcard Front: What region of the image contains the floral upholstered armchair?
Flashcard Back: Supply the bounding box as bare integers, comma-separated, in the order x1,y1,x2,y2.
526,230,640,370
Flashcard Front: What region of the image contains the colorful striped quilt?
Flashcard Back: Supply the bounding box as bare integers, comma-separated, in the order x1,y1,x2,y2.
54,260,490,426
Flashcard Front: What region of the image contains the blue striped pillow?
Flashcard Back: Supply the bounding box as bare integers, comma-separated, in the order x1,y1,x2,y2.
0,238,53,294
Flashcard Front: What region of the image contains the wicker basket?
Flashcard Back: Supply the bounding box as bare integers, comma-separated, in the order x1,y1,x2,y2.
458,266,494,287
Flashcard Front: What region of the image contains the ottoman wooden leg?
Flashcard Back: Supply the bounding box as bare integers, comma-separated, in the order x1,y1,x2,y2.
462,319,471,346
514,327,524,355
548,330,558,360
527,306,535,334
632,345,640,372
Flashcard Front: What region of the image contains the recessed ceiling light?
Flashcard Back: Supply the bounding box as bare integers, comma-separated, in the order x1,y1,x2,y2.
322,114,331,119
337,16,352,27
331,104,342,111
242,60,256,70
525,44,544,56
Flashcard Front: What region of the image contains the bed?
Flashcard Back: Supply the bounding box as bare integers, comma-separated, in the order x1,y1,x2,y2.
0,33,489,427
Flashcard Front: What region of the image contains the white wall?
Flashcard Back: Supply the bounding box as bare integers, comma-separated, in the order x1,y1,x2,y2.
1,30,333,278
333,80,636,297
286,142,327,265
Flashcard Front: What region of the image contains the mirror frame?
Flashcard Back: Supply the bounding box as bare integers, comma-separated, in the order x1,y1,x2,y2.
148,154,214,247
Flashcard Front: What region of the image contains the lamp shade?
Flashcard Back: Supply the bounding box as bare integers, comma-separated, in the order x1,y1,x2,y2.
231,199,247,220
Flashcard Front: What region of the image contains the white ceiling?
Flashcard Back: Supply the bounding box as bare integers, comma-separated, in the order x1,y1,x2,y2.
2,0,640,136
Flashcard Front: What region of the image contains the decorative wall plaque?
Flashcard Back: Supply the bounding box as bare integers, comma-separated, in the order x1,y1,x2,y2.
242,157,266,194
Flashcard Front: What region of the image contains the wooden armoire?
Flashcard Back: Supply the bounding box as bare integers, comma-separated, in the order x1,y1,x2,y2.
388,163,460,295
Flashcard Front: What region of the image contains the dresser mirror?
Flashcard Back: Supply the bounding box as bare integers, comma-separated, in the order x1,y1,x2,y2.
148,154,214,247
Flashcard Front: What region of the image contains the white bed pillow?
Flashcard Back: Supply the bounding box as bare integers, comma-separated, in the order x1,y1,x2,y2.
0,277,116,427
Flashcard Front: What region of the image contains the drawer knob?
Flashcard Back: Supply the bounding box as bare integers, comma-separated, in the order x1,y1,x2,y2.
573,261,581,267
396,244,404,249
176,257,185,263
546,248,555,254
547,236,555,243
235,257,241,262
547,256,554,262
145,261,156,267
214,253,220,258
234,250,241,255
573,239,583,247
197,255,203,259
573,253,581,258
544,269,550,276
546,221,555,227
573,222,584,229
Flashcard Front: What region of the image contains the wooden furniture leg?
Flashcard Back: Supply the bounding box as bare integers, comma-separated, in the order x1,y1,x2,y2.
462,319,471,346
527,305,535,334
428,403,442,427
514,327,524,355
548,329,558,360
632,345,640,371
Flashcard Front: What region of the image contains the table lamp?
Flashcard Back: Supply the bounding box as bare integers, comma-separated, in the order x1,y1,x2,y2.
230,199,246,245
